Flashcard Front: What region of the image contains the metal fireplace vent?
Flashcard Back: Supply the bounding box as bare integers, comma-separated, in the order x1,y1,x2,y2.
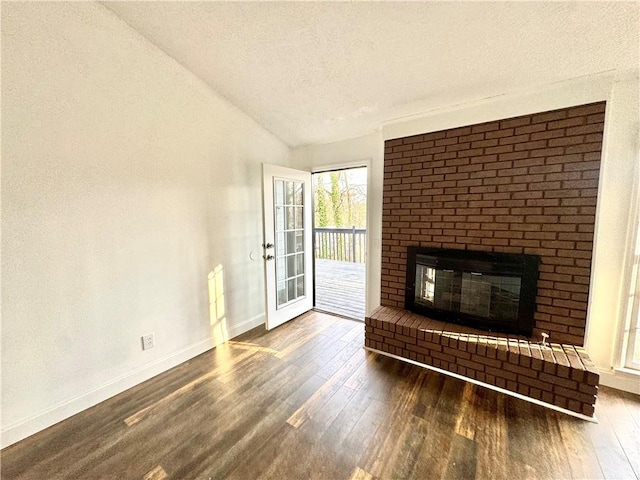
405,247,540,337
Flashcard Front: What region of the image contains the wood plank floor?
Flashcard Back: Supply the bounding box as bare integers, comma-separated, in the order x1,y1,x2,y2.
2,311,640,480
315,259,365,320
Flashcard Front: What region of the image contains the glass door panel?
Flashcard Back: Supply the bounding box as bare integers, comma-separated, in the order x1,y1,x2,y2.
273,178,306,308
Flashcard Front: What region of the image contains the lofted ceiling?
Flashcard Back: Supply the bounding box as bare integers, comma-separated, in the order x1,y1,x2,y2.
102,1,639,147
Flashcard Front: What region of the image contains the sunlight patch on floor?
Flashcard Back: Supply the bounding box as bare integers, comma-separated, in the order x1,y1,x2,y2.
226,341,280,356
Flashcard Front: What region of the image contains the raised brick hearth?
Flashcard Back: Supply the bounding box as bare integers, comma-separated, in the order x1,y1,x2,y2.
365,306,600,417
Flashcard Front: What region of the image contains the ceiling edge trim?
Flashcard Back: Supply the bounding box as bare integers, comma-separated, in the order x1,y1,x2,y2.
382,71,617,141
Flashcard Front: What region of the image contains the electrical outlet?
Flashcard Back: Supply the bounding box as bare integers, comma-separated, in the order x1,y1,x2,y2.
141,333,155,350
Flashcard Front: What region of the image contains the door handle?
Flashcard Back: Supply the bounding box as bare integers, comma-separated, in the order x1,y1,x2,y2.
262,243,274,249
263,254,275,261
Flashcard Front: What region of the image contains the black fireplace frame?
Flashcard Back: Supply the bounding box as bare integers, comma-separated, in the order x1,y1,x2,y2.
405,247,540,337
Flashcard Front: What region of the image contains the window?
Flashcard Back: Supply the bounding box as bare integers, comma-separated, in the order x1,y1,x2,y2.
622,186,640,370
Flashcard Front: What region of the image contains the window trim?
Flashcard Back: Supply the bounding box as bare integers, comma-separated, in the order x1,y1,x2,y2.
620,176,640,370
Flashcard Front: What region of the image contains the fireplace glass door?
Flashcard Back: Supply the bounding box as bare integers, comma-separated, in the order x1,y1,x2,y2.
415,265,522,322
406,248,539,336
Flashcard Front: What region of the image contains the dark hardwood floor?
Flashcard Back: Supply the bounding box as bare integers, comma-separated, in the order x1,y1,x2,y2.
2,311,639,479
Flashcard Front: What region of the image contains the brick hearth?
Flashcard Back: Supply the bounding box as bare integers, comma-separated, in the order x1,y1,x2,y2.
365,306,599,418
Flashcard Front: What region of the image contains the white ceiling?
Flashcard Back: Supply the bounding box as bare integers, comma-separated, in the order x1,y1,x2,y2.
102,1,639,147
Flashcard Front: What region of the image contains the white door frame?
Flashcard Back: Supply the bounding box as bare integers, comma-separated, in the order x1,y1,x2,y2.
310,160,371,317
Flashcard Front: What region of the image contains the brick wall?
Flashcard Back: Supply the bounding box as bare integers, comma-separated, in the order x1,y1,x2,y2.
381,102,605,345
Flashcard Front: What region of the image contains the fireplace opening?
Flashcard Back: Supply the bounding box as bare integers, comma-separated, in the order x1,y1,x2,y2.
405,247,540,337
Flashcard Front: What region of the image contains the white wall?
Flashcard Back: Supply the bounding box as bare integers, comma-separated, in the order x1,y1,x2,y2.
292,132,384,317
296,72,640,394
1,2,290,447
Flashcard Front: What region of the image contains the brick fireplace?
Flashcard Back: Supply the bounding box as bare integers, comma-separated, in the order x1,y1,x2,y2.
381,102,605,345
367,102,605,418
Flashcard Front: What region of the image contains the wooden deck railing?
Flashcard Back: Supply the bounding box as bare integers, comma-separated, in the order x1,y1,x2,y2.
314,227,366,263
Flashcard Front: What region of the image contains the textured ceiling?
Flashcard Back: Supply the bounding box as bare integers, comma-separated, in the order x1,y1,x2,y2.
102,2,639,147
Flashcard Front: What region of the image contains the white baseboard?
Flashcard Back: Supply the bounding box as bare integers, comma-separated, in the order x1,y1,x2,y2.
227,313,265,339
598,368,640,395
1,314,265,449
